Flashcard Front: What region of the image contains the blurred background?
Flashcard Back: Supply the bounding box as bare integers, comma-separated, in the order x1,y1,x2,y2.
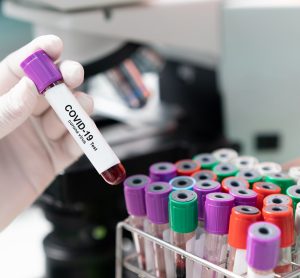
1,0,300,277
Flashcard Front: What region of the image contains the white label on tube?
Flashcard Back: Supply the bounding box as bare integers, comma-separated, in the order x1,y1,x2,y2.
45,83,120,174
233,249,247,275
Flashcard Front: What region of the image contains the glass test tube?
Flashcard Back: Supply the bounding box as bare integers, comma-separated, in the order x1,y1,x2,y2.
145,182,172,278
124,174,151,270
265,173,295,194
175,160,201,177
149,162,177,182
231,156,259,170
193,153,219,170
213,163,239,182
170,176,196,191
229,188,258,207
246,222,281,278
212,148,238,163
263,205,294,275
227,206,261,275
201,192,234,278
192,170,217,182
169,190,198,278
221,176,249,193
252,182,281,210
255,162,282,177
237,169,263,188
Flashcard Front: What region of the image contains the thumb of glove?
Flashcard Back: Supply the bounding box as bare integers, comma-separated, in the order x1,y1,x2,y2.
0,77,38,139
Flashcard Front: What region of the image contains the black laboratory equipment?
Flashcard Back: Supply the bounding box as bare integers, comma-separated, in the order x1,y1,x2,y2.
38,43,228,278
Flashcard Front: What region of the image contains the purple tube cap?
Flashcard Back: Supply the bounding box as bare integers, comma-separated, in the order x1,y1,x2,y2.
193,180,221,221
20,50,62,93
123,175,151,216
230,188,257,206
149,162,177,182
145,182,172,224
247,222,281,271
205,192,234,234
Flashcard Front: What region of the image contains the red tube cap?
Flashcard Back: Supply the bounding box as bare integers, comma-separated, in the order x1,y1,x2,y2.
221,177,249,193
263,194,292,208
253,182,281,210
263,205,294,248
228,206,261,249
175,159,201,176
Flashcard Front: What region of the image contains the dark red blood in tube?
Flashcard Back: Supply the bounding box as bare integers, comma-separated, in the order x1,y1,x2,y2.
101,163,126,185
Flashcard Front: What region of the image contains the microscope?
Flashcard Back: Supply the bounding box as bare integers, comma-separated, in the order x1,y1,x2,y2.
3,0,300,277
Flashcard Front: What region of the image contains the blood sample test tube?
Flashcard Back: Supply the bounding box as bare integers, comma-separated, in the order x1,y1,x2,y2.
246,222,281,278
21,50,126,185
175,159,200,176
253,182,281,210
294,203,300,264
289,167,300,182
255,162,282,177
227,206,261,275
193,153,219,170
263,205,294,275
213,162,238,182
221,176,249,193
231,156,259,170
229,188,258,207
286,185,300,211
193,180,221,227
192,170,217,182
169,190,198,278
263,194,293,208
237,169,262,188
265,173,295,194
149,162,177,182
212,148,238,163
124,175,151,270
170,176,196,191
202,192,234,278
145,182,172,278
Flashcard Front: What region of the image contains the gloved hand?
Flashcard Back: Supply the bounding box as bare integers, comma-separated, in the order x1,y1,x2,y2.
0,35,94,230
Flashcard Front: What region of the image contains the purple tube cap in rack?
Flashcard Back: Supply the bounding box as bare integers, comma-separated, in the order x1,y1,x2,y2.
123,174,151,216
247,222,281,271
145,182,172,224
149,162,177,182
205,192,234,235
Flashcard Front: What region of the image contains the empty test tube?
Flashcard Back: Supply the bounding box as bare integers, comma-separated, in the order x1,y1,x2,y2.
229,188,257,207
253,182,281,210
263,194,293,208
237,169,262,188
231,156,259,170
221,176,249,193
149,162,177,182
175,160,201,176
246,222,281,278
202,192,234,278
213,163,238,182
212,148,238,163
193,153,219,170
191,170,217,182
265,173,295,194
227,206,261,275
123,174,150,270
255,162,282,177
145,182,172,278
170,176,196,191
263,205,294,275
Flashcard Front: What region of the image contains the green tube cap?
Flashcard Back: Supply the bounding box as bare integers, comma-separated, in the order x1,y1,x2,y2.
287,185,300,210
213,163,239,182
265,173,295,194
193,153,219,170
169,190,198,233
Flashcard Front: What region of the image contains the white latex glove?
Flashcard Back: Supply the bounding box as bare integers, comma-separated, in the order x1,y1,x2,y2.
0,35,94,230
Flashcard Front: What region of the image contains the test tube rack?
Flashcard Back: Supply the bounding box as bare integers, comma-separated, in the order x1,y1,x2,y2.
116,219,300,278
